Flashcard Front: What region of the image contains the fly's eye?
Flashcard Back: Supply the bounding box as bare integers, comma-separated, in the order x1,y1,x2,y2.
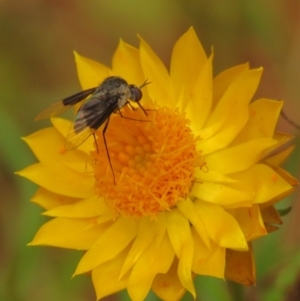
129,85,143,102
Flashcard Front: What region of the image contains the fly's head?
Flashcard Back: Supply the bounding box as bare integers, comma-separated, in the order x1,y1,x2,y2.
128,79,151,104
128,85,143,103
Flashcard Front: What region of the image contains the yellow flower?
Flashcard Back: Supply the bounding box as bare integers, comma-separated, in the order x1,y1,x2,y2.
18,28,298,301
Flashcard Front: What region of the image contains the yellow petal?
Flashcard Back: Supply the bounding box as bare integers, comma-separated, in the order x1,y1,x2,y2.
74,51,110,90
232,99,283,144
119,215,166,279
92,247,129,300
228,205,267,241
266,144,295,166
208,68,262,128
139,36,174,108
166,209,195,298
17,163,94,198
112,41,142,83
74,217,138,275
23,127,92,173
44,196,111,218
194,200,247,250
177,197,210,248
231,164,294,204
190,181,254,208
194,168,237,184
225,244,256,285
259,166,298,209
31,188,78,209
170,27,207,102
152,259,186,301
204,138,278,174
199,69,263,154
186,54,213,132
191,228,225,278
213,63,249,110
262,132,293,160
29,217,104,250
271,165,299,187
128,233,174,301
112,40,152,108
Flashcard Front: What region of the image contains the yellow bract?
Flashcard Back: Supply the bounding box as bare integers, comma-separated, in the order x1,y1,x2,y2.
19,27,298,301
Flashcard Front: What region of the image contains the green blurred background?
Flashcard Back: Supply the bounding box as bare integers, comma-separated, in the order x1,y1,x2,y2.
1,1,300,301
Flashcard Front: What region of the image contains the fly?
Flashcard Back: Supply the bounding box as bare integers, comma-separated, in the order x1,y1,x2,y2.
35,76,151,184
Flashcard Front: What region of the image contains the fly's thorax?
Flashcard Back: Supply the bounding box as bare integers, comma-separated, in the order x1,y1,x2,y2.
117,93,129,109
99,76,129,96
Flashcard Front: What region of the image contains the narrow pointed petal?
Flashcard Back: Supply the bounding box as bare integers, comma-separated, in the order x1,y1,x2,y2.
166,209,196,298
232,99,283,144
170,27,207,101
139,37,174,108
263,133,293,159
112,41,143,84
192,228,225,278
31,188,78,209
231,164,294,204
207,68,262,128
194,200,247,250
257,167,298,210
191,181,254,208
29,217,105,250
119,218,158,279
186,54,213,132
225,244,256,286
177,197,210,248
271,166,299,188
92,248,129,300
112,40,152,108
213,63,249,109
128,233,174,301
74,217,138,275
152,259,186,301
23,127,91,173
266,145,295,166
194,168,237,184
199,69,263,153
44,196,111,218
17,163,94,198
74,51,110,90
204,138,278,173
228,205,267,241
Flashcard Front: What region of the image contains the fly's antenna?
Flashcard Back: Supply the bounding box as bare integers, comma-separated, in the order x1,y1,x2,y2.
139,79,152,89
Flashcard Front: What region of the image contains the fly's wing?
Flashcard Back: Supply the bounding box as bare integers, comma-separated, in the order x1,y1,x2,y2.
64,96,116,150
35,87,97,121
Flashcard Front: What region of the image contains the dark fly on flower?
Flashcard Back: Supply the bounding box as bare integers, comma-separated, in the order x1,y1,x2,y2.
35,76,151,184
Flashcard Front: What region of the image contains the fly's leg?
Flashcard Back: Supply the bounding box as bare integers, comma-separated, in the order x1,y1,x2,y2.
92,133,99,153
102,117,116,185
126,101,138,111
117,107,150,122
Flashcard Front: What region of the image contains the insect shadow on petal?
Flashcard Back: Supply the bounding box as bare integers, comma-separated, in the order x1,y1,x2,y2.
35,76,151,184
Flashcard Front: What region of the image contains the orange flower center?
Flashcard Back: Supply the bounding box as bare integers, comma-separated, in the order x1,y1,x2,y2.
91,106,201,218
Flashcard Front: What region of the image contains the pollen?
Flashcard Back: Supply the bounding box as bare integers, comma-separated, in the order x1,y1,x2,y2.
91,106,201,218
